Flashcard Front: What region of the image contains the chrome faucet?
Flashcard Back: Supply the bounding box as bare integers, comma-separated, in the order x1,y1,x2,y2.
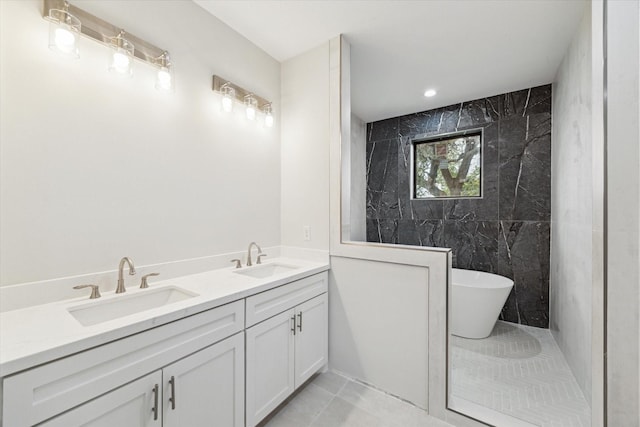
246,242,262,267
116,257,136,293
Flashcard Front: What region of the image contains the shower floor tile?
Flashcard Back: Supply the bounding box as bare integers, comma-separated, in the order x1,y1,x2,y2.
259,371,454,427
451,321,591,427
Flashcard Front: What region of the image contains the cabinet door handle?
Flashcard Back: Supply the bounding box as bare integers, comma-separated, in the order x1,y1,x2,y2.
291,315,296,335
152,384,159,421
169,375,176,410
297,312,303,332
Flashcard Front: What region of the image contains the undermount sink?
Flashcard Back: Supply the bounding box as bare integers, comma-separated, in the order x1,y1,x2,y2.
68,286,198,326
233,263,299,279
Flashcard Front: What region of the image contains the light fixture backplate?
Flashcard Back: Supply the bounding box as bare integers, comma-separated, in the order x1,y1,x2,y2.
44,0,167,65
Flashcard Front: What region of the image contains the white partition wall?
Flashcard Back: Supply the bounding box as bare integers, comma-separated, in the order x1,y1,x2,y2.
329,36,486,427
328,256,429,407
349,113,367,242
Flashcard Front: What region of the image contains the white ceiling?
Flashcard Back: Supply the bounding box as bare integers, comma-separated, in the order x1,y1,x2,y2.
194,0,587,122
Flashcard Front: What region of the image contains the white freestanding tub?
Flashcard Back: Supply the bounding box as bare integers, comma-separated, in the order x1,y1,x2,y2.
451,268,514,339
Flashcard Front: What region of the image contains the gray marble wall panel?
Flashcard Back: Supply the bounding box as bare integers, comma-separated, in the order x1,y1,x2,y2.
366,85,552,328
550,9,594,403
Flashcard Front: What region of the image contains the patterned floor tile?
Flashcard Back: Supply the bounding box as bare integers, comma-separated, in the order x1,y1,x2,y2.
451,321,591,427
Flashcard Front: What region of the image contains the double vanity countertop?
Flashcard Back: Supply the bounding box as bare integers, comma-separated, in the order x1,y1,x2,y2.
0,258,329,378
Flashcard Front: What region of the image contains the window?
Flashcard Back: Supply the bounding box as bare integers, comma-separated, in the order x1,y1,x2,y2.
412,130,482,199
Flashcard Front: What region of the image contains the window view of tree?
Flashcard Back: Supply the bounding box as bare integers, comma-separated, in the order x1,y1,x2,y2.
414,133,481,198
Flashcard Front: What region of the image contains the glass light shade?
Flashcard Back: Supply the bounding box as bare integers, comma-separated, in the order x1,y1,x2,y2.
264,104,274,128
265,113,274,128
47,9,81,58
108,36,134,77
245,95,258,121
221,85,235,112
156,66,173,91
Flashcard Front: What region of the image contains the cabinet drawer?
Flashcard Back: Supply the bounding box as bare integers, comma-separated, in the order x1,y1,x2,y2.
2,300,244,427
245,272,327,327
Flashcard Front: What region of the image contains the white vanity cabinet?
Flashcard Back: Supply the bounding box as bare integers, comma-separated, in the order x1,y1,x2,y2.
39,371,163,427
162,332,244,427
39,333,244,427
1,267,329,427
245,273,328,427
2,300,245,427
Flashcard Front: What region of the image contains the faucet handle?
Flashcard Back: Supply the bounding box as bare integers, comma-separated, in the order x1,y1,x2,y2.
231,259,242,269
140,273,160,289
256,254,268,265
73,284,101,299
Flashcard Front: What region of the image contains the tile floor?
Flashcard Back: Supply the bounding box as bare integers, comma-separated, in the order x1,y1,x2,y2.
450,321,591,427
259,371,454,427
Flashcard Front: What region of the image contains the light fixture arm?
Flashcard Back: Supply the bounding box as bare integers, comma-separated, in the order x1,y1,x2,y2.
155,51,171,69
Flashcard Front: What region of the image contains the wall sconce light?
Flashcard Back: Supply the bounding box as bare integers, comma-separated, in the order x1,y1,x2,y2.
108,31,134,77
263,103,274,128
154,52,173,91
212,75,273,126
244,95,258,121
45,1,81,58
220,83,235,112
43,0,172,90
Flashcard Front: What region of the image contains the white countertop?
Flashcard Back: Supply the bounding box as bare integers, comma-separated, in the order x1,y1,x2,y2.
0,258,329,377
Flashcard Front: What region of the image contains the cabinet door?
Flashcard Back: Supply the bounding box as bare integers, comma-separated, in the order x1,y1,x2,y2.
40,371,162,427
163,332,244,427
294,293,328,388
245,308,296,427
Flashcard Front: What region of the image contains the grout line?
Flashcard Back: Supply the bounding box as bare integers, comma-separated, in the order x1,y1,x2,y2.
308,389,340,427
304,371,353,426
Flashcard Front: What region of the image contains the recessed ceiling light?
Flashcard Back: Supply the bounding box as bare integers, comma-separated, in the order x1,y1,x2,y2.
424,89,437,97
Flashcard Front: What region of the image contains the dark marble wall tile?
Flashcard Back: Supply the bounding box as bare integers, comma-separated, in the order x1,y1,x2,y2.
366,139,399,219
398,219,444,246
499,85,551,119
523,85,552,116
456,96,501,129
399,111,439,137
365,84,552,328
367,118,399,142
499,113,551,221
498,221,550,328
443,220,500,273
405,200,445,220
366,219,398,244
398,104,465,137
500,88,531,118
